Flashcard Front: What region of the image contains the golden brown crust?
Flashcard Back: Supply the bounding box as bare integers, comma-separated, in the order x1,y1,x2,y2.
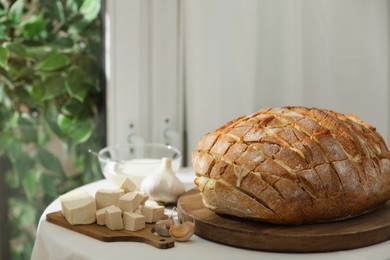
192,106,390,224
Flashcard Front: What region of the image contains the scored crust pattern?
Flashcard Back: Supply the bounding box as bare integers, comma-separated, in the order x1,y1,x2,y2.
192,106,390,224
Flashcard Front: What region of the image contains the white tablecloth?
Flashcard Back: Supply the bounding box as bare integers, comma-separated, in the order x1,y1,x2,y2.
32,168,390,260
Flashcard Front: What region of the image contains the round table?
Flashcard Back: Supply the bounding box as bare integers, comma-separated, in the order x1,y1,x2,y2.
32,168,390,260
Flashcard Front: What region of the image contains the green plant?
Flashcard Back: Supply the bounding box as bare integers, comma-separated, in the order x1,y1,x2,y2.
0,0,104,259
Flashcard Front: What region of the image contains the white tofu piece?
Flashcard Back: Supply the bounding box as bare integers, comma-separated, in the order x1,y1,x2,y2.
95,188,125,209
141,205,165,223
60,189,96,225
96,208,105,225
105,206,123,230
123,212,145,231
119,177,136,193
134,206,142,215
119,192,142,212
96,207,109,225
134,191,149,205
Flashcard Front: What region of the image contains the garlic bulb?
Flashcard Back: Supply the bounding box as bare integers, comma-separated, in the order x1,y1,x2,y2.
140,158,185,204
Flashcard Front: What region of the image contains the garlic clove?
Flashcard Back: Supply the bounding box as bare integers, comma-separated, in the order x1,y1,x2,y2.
140,158,185,204
169,221,195,242
154,217,174,237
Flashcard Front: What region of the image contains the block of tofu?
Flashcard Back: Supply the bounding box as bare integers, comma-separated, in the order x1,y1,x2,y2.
105,206,123,230
134,191,149,205
119,192,142,212
141,205,165,223
96,207,109,225
134,206,142,215
119,177,136,193
123,212,145,231
60,189,96,225
97,205,120,225
95,188,125,209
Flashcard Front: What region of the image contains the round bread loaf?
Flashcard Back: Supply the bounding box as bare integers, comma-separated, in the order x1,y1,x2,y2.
192,106,390,225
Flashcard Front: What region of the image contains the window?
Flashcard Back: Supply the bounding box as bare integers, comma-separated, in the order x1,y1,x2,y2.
106,0,390,165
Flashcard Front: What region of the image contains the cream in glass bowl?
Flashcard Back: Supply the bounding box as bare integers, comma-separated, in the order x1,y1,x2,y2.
97,143,182,189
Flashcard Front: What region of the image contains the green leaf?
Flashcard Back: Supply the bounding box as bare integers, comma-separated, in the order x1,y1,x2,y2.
8,0,24,25
65,67,88,101
7,42,28,58
8,142,35,179
68,20,89,35
30,79,45,103
9,199,36,227
37,147,65,177
4,111,19,130
80,0,101,22
61,98,84,116
56,1,65,23
21,14,47,39
0,24,8,40
18,113,38,142
35,52,70,71
12,67,33,81
0,0,10,9
58,114,94,144
0,45,8,70
41,75,66,101
5,169,20,190
0,83,10,108
20,205,36,227
40,173,59,198
0,132,13,153
52,36,74,49
66,0,79,13
44,103,68,143
22,170,36,201
28,46,52,60
37,124,50,146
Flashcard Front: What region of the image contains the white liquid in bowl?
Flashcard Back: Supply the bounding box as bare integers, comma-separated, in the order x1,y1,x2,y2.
102,158,180,189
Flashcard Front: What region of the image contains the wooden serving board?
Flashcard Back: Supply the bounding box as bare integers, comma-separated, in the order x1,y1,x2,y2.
177,189,390,253
46,211,175,249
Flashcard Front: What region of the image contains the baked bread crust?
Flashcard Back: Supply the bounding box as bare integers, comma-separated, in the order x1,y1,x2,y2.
192,106,390,224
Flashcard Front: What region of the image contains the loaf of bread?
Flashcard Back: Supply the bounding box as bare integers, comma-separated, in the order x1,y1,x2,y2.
192,106,390,225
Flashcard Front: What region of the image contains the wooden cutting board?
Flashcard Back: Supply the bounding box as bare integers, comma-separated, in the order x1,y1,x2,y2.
46,211,175,249
177,189,390,253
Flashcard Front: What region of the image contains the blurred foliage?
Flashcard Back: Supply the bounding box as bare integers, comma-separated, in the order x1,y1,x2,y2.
0,0,104,259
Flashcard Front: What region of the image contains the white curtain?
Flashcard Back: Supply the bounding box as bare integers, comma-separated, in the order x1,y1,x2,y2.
106,0,390,165
184,0,390,159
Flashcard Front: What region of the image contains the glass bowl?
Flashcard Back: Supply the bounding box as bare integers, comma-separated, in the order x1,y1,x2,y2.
97,143,182,189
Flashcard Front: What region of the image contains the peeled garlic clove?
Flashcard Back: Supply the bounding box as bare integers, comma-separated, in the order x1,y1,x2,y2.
169,221,195,242
154,218,174,237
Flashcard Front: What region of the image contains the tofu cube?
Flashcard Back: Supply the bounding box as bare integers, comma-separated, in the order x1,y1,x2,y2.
96,208,106,225
119,177,136,193
95,188,125,209
123,212,145,231
134,191,149,205
119,192,142,212
141,205,165,223
97,205,120,225
60,189,96,225
134,206,142,215
105,206,123,230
